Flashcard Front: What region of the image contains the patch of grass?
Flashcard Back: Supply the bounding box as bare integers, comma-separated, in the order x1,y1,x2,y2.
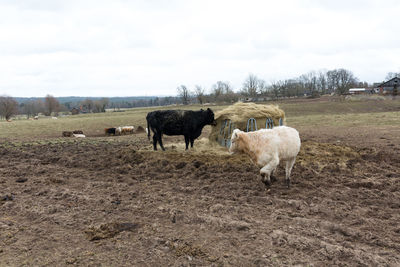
288,111,400,127
276,97,400,117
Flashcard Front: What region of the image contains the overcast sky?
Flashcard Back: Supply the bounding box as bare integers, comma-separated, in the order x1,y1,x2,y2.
1,0,399,97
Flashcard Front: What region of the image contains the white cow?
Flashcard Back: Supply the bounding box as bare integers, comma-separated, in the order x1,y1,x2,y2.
115,127,122,135
229,126,301,187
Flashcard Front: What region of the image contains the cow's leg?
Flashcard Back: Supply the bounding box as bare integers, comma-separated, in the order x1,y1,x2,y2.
270,168,277,182
190,138,194,148
157,133,165,151
285,157,296,188
184,136,189,150
260,157,279,186
152,134,158,150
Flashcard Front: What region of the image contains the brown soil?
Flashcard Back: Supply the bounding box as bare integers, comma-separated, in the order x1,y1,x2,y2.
1,127,399,266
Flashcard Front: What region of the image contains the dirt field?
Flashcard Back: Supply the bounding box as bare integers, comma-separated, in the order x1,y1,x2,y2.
1,101,400,266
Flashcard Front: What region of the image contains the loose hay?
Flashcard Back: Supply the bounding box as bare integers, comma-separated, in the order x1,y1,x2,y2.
209,102,286,143
85,222,138,241
140,137,253,169
135,125,146,133
297,141,361,172
166,138,229,156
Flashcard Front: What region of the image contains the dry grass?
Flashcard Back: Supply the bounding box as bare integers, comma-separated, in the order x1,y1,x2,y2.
297,141,361,172
0,98,399,142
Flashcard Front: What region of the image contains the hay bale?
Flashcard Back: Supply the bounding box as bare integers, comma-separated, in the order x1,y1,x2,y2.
209,102,285,143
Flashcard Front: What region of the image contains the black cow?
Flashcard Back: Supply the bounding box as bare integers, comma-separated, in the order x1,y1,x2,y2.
146,108,215,151
73,130,84,134
105,127,116,135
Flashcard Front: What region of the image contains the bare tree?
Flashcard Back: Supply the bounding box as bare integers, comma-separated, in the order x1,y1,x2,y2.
299,71,318,97
211,81,236,102
211,81,224,101
44,94,60,116
385,72,400,80
177,85,190,105
241,74,260,97
194,85,205,104
81,99,94,113
258,79,267,95
269,80,283,99
21,99,44,118
336,69,357,95
317,71,327,95
0,96,18,121
101,98,109,111
326,69,357,95
221,82,237,102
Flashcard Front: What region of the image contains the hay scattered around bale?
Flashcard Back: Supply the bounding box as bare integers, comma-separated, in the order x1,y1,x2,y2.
162,138,229,156
209,102,286,143
135,126,146,133
85,222,138,241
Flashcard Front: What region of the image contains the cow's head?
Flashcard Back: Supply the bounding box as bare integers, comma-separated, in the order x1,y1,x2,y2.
204,108,216,125
229,129,242,154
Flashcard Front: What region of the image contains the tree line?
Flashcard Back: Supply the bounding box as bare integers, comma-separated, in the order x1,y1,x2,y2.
178,68,370,104
0,95,109,120
1,69,398,120
176,70,399,104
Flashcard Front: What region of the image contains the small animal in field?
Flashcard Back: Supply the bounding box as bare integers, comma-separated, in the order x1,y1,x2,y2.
229,126,301,188
121,126,134,134
105,127,117,136
115,127,122,135
146,108,215,151
62,131,73,137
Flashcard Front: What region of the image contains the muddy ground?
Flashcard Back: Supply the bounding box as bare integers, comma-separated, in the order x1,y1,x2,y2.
1,126,399,266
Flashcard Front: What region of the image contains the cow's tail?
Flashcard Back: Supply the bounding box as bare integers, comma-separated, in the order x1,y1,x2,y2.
146,118,150,140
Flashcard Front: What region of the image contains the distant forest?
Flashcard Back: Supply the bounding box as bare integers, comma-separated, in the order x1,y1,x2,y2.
13,96,170,109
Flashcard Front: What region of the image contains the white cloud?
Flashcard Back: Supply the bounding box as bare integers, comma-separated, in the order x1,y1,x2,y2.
0,0,399,97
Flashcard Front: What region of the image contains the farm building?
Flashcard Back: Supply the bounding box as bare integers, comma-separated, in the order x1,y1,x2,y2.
209,102,285,147
348,88,366,94
348,88,376,94
376,77,400,94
